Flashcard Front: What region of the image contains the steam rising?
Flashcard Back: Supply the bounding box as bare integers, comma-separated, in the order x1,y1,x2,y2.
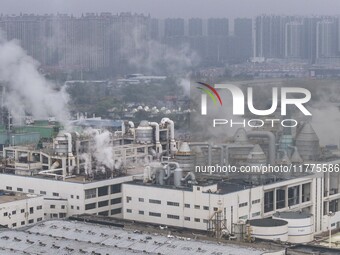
81,128,115,174
0,35,69,123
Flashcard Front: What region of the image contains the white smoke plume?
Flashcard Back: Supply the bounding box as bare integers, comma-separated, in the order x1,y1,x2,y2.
119,25,199,95
0,35,70,124
82,128,115,172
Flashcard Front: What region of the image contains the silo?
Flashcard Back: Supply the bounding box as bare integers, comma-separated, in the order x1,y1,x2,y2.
229,129,253,166
295,123,320,161
175,142,194,173
273,211,314,243
248,219,288,242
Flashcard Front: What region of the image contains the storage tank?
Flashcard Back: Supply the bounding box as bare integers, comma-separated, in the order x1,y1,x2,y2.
273,211,314,243
54,132,69,155
229,129,253,166
248,219,288,242
295,123,320,161
175,142,194,173
135,120,153,144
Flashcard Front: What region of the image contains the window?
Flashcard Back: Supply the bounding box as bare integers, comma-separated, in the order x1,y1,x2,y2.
149,212,161,217
197,187,200,191
71,195,74,199
111,184,121,194
40,191,46,195
264,191,274,213
111,198,122,205
12,210,16,215
126,196,132,203
194,205,200,209
138,198,144,202
28,219,34,224
21,209,25,213
37,206,42,210
203,206,209,210
77,206,80,210
252,212,261,217
85,203,96,210
252,199,260,205
167,214,180,220
111,208,122,215
17,188,23,192
21,221,25,226
85,189,96,199
6,186,12,191
167,201,180,206
288,186,300,207
28,189,34,194
61,205,65,210
53,192,59,197
76,196,79,199
213,207,218,211
139,210,144,215
98,186,109,197
127,209,132,213
239,202,248,208
50,205,56,209
194,218,200,222
184,217,190,221
98,211,109,216
185,204,190,208
203,219,208,223
98,200,109,207
149,199,161,204
3,212,7,217
37,218,42,222
239,215,248,220
12,223,16,227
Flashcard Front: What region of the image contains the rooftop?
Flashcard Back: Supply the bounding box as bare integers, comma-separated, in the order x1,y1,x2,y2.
0,219,271,255
0,190,39,204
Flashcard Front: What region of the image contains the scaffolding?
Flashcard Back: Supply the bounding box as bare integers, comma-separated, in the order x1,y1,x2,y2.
207,209,228,239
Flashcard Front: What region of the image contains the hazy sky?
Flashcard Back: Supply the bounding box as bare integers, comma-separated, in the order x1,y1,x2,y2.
1,0,340,18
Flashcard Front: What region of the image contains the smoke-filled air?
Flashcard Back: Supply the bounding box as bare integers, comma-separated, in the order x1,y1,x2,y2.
0,34,69,124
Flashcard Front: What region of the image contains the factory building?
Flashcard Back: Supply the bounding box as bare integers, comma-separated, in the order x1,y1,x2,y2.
0,118,177,220
0,115,338,245
0,190,44,229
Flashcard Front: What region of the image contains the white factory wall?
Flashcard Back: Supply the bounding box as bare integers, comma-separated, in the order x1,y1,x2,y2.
123,183,264,231
122,176,319,233
0,195,44,229
0,173,133,219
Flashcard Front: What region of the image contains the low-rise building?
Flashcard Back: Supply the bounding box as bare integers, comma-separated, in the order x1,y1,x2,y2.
0,190,44,229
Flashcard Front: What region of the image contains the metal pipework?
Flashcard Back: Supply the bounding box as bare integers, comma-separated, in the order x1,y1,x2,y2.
121,121,126,135
128,121,135,128
220,144,254,166
182,171,197,184
161,118,177,155
64,133,73,157
149,122,162,154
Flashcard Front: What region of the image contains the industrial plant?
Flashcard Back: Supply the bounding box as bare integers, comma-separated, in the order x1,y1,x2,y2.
0,106,338,253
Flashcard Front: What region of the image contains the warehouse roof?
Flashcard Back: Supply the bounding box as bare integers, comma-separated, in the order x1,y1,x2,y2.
0,220,271,255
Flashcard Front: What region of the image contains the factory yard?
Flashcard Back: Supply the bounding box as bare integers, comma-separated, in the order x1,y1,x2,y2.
0,220,273,255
